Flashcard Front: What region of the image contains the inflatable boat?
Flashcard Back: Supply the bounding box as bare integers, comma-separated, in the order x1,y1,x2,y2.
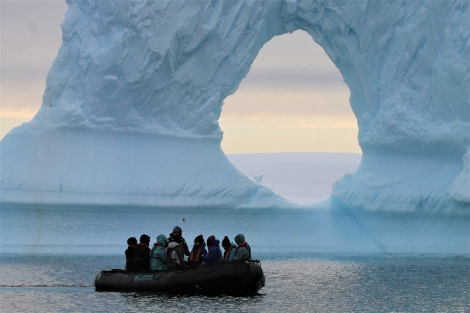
95,260,265,296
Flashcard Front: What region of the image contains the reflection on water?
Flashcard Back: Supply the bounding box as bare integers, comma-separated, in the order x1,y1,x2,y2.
1,254,468,313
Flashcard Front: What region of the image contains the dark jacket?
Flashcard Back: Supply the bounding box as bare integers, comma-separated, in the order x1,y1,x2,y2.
125,245,136,270
133,243,151,270
203,239,222,262
168,233,190,256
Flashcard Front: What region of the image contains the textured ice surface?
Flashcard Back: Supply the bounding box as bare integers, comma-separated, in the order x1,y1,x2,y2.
2,0,468,213
0,0,469,253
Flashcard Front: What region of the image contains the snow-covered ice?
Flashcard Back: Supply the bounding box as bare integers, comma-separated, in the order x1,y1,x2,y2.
0,0,469,254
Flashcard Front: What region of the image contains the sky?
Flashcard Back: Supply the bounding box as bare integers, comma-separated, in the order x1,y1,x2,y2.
0,0,360,154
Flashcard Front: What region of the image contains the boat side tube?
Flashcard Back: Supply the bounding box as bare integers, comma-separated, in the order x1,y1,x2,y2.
95,260,265,296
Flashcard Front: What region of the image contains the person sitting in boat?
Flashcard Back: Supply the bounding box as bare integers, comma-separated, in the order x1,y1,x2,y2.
206,234,215,249
234,234,251,261
203,237,222,263
133,234,151,270
168,226,190,257
125,237,137,270
188,234,207,266
150,234,168,271
167,241,186,270
221,236,237,262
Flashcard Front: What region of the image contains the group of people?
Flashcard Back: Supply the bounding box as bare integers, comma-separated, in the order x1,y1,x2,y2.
125,226,252,271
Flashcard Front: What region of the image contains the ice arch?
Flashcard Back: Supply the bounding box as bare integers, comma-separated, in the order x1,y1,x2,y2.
1,0,469,213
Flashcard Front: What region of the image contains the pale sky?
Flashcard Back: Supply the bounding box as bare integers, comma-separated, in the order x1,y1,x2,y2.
0,0,360,154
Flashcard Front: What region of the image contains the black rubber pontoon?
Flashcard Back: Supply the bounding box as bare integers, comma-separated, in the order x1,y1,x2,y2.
95,260,265,296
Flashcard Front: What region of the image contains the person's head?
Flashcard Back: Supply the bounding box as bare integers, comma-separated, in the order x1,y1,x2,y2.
222,236,230,249
172,226,182,236
127,237,137,246
194,234,204,245
140,234,150,245
234,234,245,245
207,235,215,247
156,234,168,246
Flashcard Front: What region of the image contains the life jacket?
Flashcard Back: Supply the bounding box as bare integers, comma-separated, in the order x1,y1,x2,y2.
189,245,203,263
236,241,250,249
223,244,236,261
235,242,251,260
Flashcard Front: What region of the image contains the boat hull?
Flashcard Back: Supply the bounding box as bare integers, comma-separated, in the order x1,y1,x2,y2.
95,260,265,296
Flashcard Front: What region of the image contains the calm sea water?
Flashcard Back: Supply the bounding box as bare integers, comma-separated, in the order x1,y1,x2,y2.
0,253,468,313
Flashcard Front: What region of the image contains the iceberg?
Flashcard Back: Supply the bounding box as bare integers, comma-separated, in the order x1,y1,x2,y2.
1,0,469,254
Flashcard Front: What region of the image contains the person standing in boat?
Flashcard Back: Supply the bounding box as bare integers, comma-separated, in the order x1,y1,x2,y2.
167,241,186,270
134,234,151,270
168,226,190,257
125,237,137,270
221,236,237,262
188,234,207,265
234,234,251,261
203,237,222,263
150,234,168,271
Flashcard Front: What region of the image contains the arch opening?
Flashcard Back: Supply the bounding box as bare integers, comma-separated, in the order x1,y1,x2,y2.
219,31,361,204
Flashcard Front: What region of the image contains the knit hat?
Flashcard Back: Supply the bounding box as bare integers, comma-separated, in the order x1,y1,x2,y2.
194,234,204,244
140,234,150,244
173,226,182,234
222,236,230,248
234,234,245,245
127,237,137,246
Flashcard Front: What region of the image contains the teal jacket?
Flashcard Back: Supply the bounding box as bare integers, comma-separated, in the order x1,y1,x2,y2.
150,234,168,271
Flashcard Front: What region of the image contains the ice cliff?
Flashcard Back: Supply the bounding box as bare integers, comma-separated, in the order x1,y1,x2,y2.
1,0,469,214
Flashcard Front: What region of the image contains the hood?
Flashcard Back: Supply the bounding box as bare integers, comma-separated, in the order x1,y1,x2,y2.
156,234,167,245
234,234,245,245
168,241,180,249
195,242,206,248
210,239,220,247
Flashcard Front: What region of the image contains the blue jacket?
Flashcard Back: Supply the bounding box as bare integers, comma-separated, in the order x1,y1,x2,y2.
203,239,222,262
